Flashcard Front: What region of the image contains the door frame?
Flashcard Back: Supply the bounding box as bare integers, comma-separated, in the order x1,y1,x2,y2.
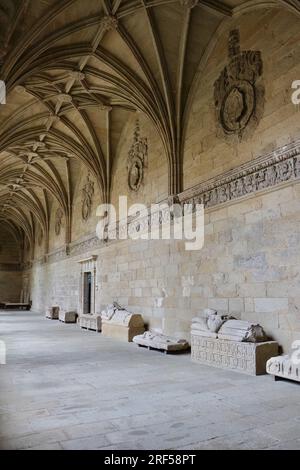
78,255,98,315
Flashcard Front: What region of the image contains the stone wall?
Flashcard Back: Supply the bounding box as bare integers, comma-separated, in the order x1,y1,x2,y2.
28,6,300,353
0,227,22,302
29,178,300,352
184,8,300,189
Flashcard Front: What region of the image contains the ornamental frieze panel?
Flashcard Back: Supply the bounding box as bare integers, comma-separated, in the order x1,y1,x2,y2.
214,29,265,142
180,141,300,209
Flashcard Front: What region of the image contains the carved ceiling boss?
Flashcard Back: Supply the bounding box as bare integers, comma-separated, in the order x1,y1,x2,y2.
214,29,265,142
127,119,148,192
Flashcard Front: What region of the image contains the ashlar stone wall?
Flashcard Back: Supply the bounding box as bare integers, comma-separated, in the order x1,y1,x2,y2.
0,227,22,302
28,6,300,353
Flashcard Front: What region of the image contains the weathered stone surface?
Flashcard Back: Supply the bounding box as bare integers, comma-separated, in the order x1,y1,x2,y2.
101,305,144,342
267,354,300,382
217,320,267,343
191,335,279,375
59,310,78,324
79,313,101,332
45,306,60,320
133,331,189,352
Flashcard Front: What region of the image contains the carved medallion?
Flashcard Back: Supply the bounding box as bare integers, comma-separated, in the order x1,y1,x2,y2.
55,208,63,236
127,119,148,192
82,173,94,221
214,29,264,142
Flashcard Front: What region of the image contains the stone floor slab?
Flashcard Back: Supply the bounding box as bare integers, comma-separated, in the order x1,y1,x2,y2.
0,310,300,450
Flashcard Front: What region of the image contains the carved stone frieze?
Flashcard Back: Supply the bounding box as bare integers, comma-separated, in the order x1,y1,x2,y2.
69,235,101,256
214,29,265,142
180,141,300,210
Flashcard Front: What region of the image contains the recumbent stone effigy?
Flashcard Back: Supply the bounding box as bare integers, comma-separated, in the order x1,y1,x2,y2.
191,308,278,375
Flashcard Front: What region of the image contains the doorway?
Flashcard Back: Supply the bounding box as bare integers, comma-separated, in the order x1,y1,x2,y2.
78,256,98,315
83,271,92,314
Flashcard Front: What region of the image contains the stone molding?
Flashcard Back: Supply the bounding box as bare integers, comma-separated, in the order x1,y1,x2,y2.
30,139,300,266
179,140,300,208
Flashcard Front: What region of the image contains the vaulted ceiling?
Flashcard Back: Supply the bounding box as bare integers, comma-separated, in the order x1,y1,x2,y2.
0,0,299,252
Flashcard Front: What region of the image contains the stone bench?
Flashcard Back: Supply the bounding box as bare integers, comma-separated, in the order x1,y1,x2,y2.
102,311,144,342
267,355,300,382
59,310,78,324
45,306,60,320
191,334,279,376
79,313,101,332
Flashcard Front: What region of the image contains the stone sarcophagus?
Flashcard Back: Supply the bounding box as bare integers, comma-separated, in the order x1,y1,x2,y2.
59,310,78,324
101,304,144,342
79,313,101,332
191,309,279,375
191,335,278,376
267,353,300,383
45,306,60,320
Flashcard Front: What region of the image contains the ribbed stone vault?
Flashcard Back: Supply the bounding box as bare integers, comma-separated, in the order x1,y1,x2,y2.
0,0,299,255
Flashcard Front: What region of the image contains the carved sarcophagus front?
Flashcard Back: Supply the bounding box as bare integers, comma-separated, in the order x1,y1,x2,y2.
191,334,278,376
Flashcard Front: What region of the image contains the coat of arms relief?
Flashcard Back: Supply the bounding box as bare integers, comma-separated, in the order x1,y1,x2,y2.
214,29,265,142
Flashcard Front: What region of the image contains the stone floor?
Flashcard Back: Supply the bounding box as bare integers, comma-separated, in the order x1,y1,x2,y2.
0,310,300,450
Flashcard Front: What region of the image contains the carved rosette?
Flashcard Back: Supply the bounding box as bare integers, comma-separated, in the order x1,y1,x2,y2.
127,119,148,192
100,15,118,32
81,173,95,221
55,208,63,236
214,29,265,142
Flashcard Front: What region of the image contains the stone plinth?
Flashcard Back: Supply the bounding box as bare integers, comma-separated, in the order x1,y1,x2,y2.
267,355,300,382
59,310,78,323
191,334,279,376
45,306,59,320
79,313,101,332
102,312,144,342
